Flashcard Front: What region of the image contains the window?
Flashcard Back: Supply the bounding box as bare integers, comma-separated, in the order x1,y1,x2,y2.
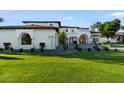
21,33,32,45
66,29,68,32
72,29,74,32
49,24,54,26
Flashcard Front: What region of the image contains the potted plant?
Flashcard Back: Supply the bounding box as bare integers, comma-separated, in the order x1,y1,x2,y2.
3,42,11,49
39,42,45,52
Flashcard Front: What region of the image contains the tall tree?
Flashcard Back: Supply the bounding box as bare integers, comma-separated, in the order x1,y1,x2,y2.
102,21,112,39
111,19,121,31
91,22,103,32
58,29,67,50
102,19,121,39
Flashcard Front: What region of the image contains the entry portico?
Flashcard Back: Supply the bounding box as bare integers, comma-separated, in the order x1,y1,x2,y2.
62,26,91,45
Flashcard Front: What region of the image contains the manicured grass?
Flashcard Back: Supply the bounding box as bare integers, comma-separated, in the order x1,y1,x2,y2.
102,43,110,49
111,43,124,47
0,52,124,82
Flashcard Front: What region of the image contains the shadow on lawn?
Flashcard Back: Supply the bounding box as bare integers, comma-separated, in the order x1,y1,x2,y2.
28,52,124,65
7,52,124,65
0,56,23,60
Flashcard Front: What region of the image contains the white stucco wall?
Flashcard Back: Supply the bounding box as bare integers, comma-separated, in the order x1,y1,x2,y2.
0,29,17,48
33,29,58,49
78,29,91,38
0,29,58,49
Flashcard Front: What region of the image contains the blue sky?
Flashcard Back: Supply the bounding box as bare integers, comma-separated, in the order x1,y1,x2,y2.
0,10,124,27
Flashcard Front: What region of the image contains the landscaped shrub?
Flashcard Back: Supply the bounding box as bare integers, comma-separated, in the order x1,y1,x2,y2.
19,48,23,52
74,44,82,51
63,44,68,50
93,46,97,49
114,49,118,52
78,47,82,51
30,48,35,52
0,48,3,53
93,45,100,51
9,47,14,53
40,48,44,52
106,41,110,44
103,46,109,51
96,47,100,51
39,42,45,52
74,44,79,50
3,42,11,49
88,48,92,52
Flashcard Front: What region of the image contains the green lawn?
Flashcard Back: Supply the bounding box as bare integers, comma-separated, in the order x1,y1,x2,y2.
111,43,124,47
0,52,124,83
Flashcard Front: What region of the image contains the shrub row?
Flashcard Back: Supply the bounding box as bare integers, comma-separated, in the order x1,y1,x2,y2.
0,48,44,53
74,44,82,51
93,46,101,51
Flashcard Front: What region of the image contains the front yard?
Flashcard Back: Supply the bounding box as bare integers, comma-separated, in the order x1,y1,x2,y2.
0,52,124,82
103,43,124,47
111,43,124,47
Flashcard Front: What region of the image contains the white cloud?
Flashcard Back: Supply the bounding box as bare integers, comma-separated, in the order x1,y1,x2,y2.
108,12,124,17
64,16,73,20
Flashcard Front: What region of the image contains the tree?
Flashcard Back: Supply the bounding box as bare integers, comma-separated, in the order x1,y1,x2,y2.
120,25,124,30
102,19,121,39
91,22,103,32
102,21,112,39
0,17,4,23
58,29,67,50
111,19,121,31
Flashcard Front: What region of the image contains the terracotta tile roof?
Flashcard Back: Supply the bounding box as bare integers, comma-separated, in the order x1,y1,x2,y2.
116,32,124,36
61,26,89,29
79,27,89,29
0,25,59,29
23,21,61,27
61,26,80,28
23,21,61,23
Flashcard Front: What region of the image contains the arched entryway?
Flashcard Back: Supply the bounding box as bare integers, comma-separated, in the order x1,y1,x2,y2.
79,34,88,44
69,36,78,44
21,33,32,45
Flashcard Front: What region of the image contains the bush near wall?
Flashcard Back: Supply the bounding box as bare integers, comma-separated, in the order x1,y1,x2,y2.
0,48,3,53
74,44,82,51
30,48,35,52
19,48,24,52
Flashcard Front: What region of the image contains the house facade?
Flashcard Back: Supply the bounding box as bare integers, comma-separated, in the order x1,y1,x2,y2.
0,21,91,50
62,26,91,44
91,27,118,43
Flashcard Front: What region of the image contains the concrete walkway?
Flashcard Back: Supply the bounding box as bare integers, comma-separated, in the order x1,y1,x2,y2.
110,46,124,52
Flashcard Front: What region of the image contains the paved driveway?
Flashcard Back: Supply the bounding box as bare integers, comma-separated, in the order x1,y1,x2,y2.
110,46,124,52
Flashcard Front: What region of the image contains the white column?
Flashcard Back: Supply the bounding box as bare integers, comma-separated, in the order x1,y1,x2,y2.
31,37,34,48
77,37,79,44
67,37,70,44
16,38,20,49
18,37,21,49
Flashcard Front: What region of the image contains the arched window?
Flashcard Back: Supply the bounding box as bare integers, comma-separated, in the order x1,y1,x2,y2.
79,34,88,44
69,36,78,44
21,33,32,45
